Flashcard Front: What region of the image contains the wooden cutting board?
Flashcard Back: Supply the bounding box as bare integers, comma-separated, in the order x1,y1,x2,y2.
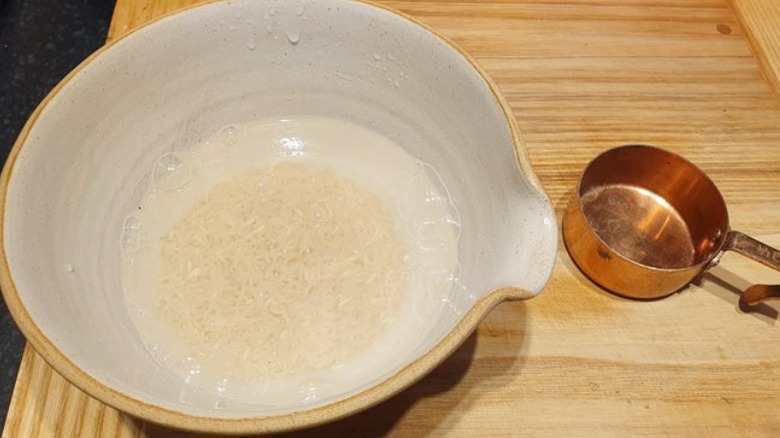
4,0,780,436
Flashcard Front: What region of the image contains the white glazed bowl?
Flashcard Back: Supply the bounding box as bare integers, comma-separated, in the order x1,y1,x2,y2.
0,0,556,433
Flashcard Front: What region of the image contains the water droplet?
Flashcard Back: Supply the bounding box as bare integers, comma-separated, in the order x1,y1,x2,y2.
124,215,141,231
246,38,256,50
181,357,201,384
218,125,240,143
287,31,300,45
447,299,463,317
299,381,319,403
215,378,228,394
63,263,75,273
295,6,305,15
228,24,237,32
266,24,273,34
373,53,381,61
269,9,276,16
393,79,400,88
121,215,153,254
387,52,395,60
215,399,226,409
151,152,193,191
278,136,306,157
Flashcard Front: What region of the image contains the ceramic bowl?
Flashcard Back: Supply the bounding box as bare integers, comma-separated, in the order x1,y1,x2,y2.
0,0,556,433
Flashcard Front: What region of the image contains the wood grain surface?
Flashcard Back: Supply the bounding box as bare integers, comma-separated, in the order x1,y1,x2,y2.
730,0,780,97
5,0,780,436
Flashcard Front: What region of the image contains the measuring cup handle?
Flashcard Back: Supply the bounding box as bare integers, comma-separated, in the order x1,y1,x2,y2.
723,231,780,306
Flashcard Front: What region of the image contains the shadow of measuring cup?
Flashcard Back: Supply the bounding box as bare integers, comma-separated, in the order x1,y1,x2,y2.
562,144,780,308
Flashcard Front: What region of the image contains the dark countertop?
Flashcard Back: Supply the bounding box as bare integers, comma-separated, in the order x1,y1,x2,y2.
0,0,115,427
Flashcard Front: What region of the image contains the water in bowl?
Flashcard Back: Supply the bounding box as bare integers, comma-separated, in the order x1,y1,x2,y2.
120,116,461,408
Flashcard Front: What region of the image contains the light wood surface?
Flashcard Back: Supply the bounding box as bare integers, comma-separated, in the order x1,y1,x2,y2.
5,0,780,436
730,0,780,97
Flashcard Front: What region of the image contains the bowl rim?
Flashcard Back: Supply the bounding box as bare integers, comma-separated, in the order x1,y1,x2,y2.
0,0,552,433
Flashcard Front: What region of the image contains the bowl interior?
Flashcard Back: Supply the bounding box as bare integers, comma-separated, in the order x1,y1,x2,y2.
2,0,556,419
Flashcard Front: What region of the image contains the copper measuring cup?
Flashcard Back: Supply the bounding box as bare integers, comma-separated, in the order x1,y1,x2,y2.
563,145,780,306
